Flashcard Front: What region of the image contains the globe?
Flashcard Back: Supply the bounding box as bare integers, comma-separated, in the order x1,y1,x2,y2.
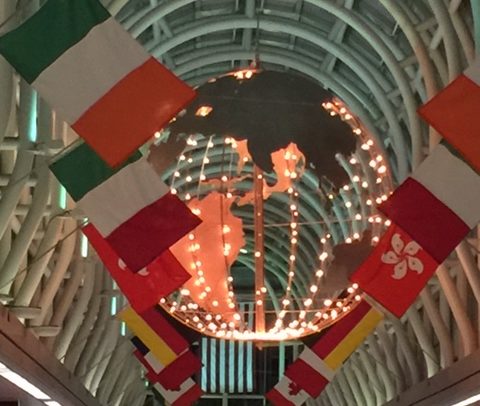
149,69,393,341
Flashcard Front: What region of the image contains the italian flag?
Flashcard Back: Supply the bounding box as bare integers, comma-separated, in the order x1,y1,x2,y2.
50,143,201,272
0,0,195,167
419,57,480,173
379,142,480,263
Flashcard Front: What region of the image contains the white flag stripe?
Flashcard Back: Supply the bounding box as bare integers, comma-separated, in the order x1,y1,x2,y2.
32,17,149,124
411,144,480,228
78,158,169,236
299,347,336,381
145,351,164,374
154,378,195,404
464,56,480,86
274,376,309,405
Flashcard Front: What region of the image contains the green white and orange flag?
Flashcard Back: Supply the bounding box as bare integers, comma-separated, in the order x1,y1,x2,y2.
284,300,382,398
0,0,195,167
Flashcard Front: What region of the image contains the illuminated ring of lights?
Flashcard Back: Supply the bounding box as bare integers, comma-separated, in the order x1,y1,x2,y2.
157,71,393,342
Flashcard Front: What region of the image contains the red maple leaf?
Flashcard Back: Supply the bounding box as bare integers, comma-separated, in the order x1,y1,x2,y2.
288,381,301,396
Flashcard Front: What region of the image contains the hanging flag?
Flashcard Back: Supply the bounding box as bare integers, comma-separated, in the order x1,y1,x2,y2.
83,224,190,313
418,57,480,172
284,347,335,399
266,376,310,406
131,337,202,391
138,306,191,355
350,224,438,317
119,307,186,367
153,379,203,406
50,143,201,272
0,0,195,167
379,142,480,264
285,301,382,398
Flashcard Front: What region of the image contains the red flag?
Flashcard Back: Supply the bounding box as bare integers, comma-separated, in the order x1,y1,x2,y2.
283,348,331,398
133,349,202,390
139,306,190,355
378,177,470,264
350,224,438,317
418,60,480,173
83,224,190,313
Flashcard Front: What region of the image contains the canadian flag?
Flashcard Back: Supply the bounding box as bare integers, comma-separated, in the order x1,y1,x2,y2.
266,376,309,406
153,378,203,405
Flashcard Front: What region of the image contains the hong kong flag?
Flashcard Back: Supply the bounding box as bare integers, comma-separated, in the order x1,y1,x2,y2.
83,224,191,313
349,224,438,317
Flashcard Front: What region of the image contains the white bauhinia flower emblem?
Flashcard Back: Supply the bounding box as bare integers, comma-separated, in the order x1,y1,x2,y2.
117,259,149,276
381,233,424,280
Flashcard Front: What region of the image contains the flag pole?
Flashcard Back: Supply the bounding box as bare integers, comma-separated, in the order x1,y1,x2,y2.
253,165,266,336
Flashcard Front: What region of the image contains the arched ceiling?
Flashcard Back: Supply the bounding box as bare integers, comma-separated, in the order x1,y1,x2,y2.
0,0,478,405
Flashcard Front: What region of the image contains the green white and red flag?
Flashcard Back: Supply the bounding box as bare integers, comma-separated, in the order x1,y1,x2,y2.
50,143,201,272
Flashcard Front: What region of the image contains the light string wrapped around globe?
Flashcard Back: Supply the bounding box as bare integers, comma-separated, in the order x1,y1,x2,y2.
149,70,393,341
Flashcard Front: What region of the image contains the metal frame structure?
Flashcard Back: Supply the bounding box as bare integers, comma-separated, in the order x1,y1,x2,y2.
1,0,480,405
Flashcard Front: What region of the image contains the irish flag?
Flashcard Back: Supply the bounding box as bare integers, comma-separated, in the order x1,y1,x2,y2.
50,143,201,272
379,142,480,263
285,301,382,398
0,0,195,167
419,57,480,173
